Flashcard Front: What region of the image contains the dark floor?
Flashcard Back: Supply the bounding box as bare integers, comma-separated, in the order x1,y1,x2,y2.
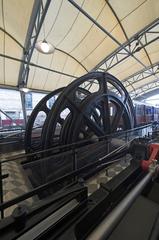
0,150,131,218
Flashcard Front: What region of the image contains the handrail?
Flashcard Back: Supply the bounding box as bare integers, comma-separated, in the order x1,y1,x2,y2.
0,123,153,164
0,140,131,211
0,122,154,219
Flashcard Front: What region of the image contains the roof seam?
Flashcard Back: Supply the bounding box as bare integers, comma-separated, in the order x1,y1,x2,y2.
119,0,148,22
69,1,107,54
42,53,55,89
45,0,64,39
106,0,129,42
0,28,24,50
138,39,153,67
56,0,85,47
55,54,69,89
55,48,88,72
30,52,39,89
80,22,119,64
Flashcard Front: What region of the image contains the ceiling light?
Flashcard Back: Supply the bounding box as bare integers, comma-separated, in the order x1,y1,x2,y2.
20,87,30,93
35,40,54,54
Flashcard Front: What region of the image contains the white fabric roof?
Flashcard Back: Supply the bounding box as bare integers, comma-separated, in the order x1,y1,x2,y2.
0,0,34,86
0,0,159,97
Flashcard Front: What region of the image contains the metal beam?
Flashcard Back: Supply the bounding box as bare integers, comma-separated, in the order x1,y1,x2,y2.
56,48,88,72
135,88,159,100
18,0,52,88
0,84,50,95
93,18,159,72
0,53,77,79
87,172,153,240
68,0,151,72
130,81,159,99
127,63,159,98
123,62,159,88
20,91,27,128
68,1,159,100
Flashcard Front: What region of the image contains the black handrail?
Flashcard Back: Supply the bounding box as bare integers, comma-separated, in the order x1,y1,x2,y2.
0,123,153,164
0,141,130,212
0,123,153,217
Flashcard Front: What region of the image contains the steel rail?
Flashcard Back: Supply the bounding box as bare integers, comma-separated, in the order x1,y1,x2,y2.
87,171,153,240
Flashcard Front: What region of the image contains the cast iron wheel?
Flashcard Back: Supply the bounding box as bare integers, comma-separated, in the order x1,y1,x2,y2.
67,92,133,143
42,72,135,149
25,88,64,153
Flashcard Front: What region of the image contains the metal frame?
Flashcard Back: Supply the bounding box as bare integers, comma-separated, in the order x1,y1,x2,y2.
17,0,51,126
123,62,159,99
93,18,159,72
0,83,50,95
130,81,159,99
123,62,159,89
0,123,151,212
0,53,77,79
135,88,159,100
68,0,151,71
67,1,159,99
20,91,27,127
87,171,152,240
18,0,51,88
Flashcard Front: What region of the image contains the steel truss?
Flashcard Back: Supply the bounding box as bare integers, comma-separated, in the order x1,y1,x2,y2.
17,0,51,126
93,19,159,72
18,0,51,88
130,81,159,99
122,61,159,94
68,1,159,98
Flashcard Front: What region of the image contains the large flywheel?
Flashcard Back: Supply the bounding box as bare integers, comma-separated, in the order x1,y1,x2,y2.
41,72,135,149
25,88,64,153
24,72,135,192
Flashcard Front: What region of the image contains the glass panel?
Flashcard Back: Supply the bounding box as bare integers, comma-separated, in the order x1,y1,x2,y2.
0,89,24,134
25,92,46,118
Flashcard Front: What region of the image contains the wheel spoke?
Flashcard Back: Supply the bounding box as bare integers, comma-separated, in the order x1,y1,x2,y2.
100,75,111,134
24,88,64,153
42,105,50,115
66,96,105,136
111,95,129,131
111,107,122,131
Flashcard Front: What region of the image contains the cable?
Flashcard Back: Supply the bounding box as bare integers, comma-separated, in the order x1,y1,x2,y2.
45,0,64,39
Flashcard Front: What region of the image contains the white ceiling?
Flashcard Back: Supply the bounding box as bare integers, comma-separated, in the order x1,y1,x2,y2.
0,0,159,97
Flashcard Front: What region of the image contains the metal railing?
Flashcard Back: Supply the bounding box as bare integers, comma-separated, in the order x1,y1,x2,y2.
0,123,155,219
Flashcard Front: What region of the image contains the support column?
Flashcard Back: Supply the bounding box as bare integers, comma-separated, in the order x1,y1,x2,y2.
20,91,27,128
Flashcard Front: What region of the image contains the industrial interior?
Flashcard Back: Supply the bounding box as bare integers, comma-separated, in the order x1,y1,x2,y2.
1,0,159,239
